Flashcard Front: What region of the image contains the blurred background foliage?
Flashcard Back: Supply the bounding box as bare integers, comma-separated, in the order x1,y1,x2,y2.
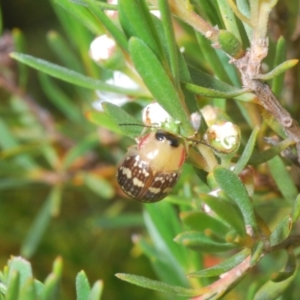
0,0,158,299
1,0,300,299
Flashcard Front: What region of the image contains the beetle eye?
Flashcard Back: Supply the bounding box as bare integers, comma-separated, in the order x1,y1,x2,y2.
155,130,179,148
168,137,179,148
155,131,165,142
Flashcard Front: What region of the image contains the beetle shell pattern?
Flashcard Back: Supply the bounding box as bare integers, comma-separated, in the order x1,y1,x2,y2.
116,130,186,202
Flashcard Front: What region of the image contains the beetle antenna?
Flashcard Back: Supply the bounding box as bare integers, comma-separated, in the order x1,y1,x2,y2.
118,123,223,153
118,123,154,128
184,136,226,153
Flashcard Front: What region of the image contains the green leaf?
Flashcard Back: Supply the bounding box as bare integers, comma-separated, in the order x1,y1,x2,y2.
51,0,100,78
41,274,59,300
115,273,200,297
246,284,260,300
0,142,46,161
254,270,296,300
135,234,198,287
188,249,250,278
189,67,248,97
21,186,62,258
6,271,20,300
12,28,28,88
199,193,245,235
180,211,229,235
53,0,103,35
158,0,179,86
0,178,32,191
236,0,252,39
248,139,295,165
128,37,193,134
152,15,199,114
86,111,124,136
119,0,164,60
271,269,295,283
52,257,63,278
267,155,298,203
175,231,236,252
83,0,128,51
133,236,187,287
143,202,190,286
10,53,144,96
63,134,99,169
271,248,296,282
95,214,143,229
33,280,44,298
83,173,114,199
283,2,300,38
272,37,286,97
38,73,83,123
101,102,144,139
41,258,62,300
213,167,257,235
71,0,116,10
18,278,36,300
41,146,61,172
260,109,286,138
0,118,37,170
250,241,264,266
8,257,33,288
47,31,84,73
87,281,103,300
269,215,292,247
76,271,91,300
255,59,298,81
195,32,231,83
292,194,300,223
234,126,260,174
177,53,200,116
216,0,241,42
183,82,249,98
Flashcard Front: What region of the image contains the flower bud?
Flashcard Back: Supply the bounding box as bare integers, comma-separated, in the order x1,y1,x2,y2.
106,0,119,18
204,122,241,154
142,102,172,126
200,105,230,127
93,71,139,111
89,34,124,70
218,30,244,58
190,111,201,132
142,102,181,133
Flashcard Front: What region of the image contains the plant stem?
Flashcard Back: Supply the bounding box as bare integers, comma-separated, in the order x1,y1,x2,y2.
164,0,219,42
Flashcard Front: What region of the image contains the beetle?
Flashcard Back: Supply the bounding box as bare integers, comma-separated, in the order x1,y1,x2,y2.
116,129,187,202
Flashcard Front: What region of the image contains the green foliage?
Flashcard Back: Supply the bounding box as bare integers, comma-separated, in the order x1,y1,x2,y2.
0,257,102,300
2,0,300,299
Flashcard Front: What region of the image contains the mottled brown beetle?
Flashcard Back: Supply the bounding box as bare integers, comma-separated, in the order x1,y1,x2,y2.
116,129,186,202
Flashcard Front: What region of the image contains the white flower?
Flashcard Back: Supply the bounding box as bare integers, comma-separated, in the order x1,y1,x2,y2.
93,71,139,111
142,102,172,126
209,122,239,150
190,111,202,131
106,0,119,18
89,34,116,62
200,105,218,126
150,10,161,18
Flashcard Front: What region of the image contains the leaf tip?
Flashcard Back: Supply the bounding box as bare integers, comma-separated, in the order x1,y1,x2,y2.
115,273,124,279
9,52,18,59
